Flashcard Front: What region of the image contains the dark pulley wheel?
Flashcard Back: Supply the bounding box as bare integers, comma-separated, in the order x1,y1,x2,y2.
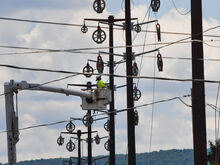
134,24,142,33
151,0,160,12
66,121,75,133
81,24,88,33
92,28,106,44
83,63,94,78
93,0,106,13
66,139,75,152
57,135,64,146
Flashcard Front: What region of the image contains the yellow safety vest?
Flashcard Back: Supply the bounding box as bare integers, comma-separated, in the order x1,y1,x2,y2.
97,80,107,88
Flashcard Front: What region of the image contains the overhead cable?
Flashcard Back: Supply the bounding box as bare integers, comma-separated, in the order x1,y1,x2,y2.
0,64,220,84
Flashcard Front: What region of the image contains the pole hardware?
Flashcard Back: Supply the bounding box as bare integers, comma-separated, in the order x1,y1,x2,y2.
93,0,106,13
81,20,88,33
134,110,139,126
104,120,110,132
134,21,141,33
82,113,94,127
133,86,141,101
92,25,106,44
151,0,160,12
156,23,161,42
66,120,76,133
57,135,65,146
104,139,110,151
96,54,104,73
83,62,94,78
132,61,139,76
157,52,163,72
66,139,76,152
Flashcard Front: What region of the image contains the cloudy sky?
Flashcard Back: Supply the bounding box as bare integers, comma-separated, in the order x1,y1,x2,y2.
0,0,220,163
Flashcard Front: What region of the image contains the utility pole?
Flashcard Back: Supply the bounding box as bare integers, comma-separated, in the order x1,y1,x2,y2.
191,0,207,165
87,110,92,165
84,16,126,165
108,15,116,165
125,0,136,165
77,130,82,165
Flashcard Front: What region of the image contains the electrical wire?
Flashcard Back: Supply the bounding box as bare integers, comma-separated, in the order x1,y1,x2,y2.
170,0,191,15
91,94,191,118
0,94,191,134
0,64,219,87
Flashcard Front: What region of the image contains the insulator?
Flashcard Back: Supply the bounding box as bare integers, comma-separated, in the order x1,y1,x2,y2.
83,62,94,78
104,120,110,132
156,23,161,42
151,0,160,12
134,24,142,33
132,62,139,76
133,86,141,101
104,139,110,151
94,134,101,144
57,135,64,146
82,114,94,127
81,24,88,33
66,121,75,133
66,139,75,152
157,52,163,72
92,26,106,44
134,110,139,126
93,0,106,13
96,55,104,73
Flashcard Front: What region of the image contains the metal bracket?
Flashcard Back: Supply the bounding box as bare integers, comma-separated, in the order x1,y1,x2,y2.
123,52,135,61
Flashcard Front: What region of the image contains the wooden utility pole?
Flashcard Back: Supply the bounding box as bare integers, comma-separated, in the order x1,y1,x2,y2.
125,0,136,165
191,0,207,165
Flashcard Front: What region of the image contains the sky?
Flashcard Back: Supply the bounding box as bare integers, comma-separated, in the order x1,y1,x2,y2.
0,0,220,163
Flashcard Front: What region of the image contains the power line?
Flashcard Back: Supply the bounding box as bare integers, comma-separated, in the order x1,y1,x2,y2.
0,39,219,57
0,94,191,134
0,64,219,84
170,0,191,15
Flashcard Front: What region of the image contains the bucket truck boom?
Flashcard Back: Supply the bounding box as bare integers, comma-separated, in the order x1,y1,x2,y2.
4,80,111,165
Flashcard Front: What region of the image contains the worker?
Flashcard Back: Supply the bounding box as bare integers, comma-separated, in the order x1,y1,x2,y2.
96,76,107,88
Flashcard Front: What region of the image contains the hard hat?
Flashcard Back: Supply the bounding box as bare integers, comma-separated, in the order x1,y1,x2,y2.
96,75,101,80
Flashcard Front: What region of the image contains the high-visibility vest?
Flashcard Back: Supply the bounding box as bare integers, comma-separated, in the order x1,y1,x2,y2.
97,80,107,88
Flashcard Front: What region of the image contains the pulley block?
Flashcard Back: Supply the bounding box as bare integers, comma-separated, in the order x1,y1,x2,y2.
151,0,160,12
132,62,139,76
104,120,110,132
96,55,104,73
82,114,94,127
134,110,139,126
157,52,163,72
134,24,142,33
81,23,88,33
66,121,75,133
92,26,106,44
66,139,75,152
83,62,94,78
94,134,101,144
93,0,106,13
104,139,110,151
156,23,161,42
133,86,141,101
57,135,64,146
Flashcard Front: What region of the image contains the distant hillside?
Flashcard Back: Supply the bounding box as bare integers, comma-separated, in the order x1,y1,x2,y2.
1,149,193,165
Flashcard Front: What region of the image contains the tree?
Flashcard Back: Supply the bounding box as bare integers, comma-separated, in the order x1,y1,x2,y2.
207,139,220,165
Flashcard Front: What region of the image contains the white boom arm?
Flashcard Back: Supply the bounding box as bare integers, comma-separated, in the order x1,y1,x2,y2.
4,80,111,165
